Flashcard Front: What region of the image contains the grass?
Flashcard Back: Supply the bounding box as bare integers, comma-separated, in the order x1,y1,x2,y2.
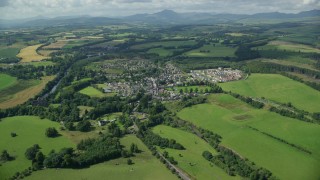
17,44,48,63
0,116,74,179
147,48,173,57
79,86,115,98
21,61,56,67
153,125,239,180
185,44,236,57
78,106,94,117
177,94,320,180
0,74,17,91
220,73,320,113
259,41,320,54
0,76,55,109
27,135,177,180
131,40,196,50
0,48,20,58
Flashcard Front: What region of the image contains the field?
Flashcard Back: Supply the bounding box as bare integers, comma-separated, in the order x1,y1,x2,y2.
17,44,48,63
0,116,74,179
0,74,17,91
43,41,68,49
185,44,236,57
79,86,115,98
0,76,55,109
153,125,239,180
259,41,320,54
28,135,177,180
0,48,20,58
177,94,320,180
147,48,173,57
131,40,196,50
220,73,320,112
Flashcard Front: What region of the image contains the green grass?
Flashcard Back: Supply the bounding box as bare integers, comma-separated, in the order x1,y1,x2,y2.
261,41,320,53
0,74,17,91
0,48,20,58
153,125,239,180
0,116,74,179
131,40,196,50
79,86,105,98
185,44,236,57
147,48,173,57
28,135,177,180
220,73,320,112
21,61,55,67
177,94,320,180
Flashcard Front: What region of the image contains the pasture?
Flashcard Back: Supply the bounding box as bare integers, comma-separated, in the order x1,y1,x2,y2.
0,116,74,179
153,125,239,180
177,94,320,180
147,48,173,57
79,86,115,98
0,76,55,109
28,135,177,180
131,40,196,50
220,73,320,112
0,48,20,58
17,44,48,63
0,74,17,91
259,41,320,54
185,44,236,57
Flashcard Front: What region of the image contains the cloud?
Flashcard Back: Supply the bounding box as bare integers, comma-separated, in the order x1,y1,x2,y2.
0,0,319,19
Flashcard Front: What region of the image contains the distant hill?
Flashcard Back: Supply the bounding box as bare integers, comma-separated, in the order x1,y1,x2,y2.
0,9,319,28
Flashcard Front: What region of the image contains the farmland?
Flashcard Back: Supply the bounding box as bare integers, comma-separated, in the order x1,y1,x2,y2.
0,116,74,179
0,74,17,91
185,44,237,57
261,41,320,53
17,44,48,63
79,86,115,98
0,48,20,58
27,135,177,180
130,40,196,50
177,94,320,180
0,76,55,109
153,125,239,180
220,73,320,112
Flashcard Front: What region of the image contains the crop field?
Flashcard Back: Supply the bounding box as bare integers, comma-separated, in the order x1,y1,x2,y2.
131,40,196,50
17,44,48,63
63,40,98,49
0,76,55,109
0,48,20,58
259,41,320,53
0,116,74,179
153,125,239,180
185,44,236,57
43,41,68,49
177,94,320,180
0,74,17,91
28,135,177,180
258,58,318,71
147,48,173,57
37,49,56,56
220,73,320,112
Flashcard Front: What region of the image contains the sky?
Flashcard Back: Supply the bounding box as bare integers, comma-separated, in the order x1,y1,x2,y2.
0,0,319,19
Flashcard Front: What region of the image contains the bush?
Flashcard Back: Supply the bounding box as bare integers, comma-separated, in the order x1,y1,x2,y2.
45,127,59,137
76,121,92,132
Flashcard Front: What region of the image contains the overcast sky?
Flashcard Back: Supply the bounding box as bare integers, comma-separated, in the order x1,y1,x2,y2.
0,0,319,19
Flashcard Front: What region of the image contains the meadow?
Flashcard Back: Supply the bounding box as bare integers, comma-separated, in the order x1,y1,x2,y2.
0,48,20,58
0,116,74,179
153,125,239,180
147,48,173,57
27,135,177,180
258,41,320,54
17,44,48,63
185,44,236,57
0,76,55,109
130,40,196,50
220,73,320,112
0,74,17,91
177,94,320,180
79,86,116,98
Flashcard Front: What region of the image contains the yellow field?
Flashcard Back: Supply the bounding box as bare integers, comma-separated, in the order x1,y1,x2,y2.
42,40,68,49
0,76,55,109
17,44,48,62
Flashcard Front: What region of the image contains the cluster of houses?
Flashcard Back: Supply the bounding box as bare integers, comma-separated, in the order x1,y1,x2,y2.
189,68,243,83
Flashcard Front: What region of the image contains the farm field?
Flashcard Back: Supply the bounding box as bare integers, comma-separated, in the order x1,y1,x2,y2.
0,116,74,179
79,86,116,98
147,48,173,57
258,58,318,71
0,76,55,109
177,94,320,180
153,125,239,180
17,44,48,63
258,41,320,53
43,41,68,49
0,74,17,91
131,40,196,50
185,44,236,57
0,48,20,58
28,135,177,180
220,73,320,112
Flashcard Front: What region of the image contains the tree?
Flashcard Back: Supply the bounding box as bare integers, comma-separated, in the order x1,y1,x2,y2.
0,150,14,162
130,143,139,154
127,158,133,165
179,89,183,94
76,121,92,132
65,122,75,131
11,132,17,137
45,127,59,138
25,144,40,160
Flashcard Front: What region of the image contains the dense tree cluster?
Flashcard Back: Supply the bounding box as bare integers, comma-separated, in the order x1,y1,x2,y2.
45,127,59,137
228,92,264,109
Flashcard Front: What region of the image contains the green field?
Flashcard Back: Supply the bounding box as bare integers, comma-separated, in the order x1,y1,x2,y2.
28,135,177,180
185,44,236,57
0,48,20,58
147,48,173,57
220,73,320,112
177,94,320,180
259,41,320,54
153,125,239,180
0,116,74,179
79,86,110,98
131,40,196,50
0,74,17,91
